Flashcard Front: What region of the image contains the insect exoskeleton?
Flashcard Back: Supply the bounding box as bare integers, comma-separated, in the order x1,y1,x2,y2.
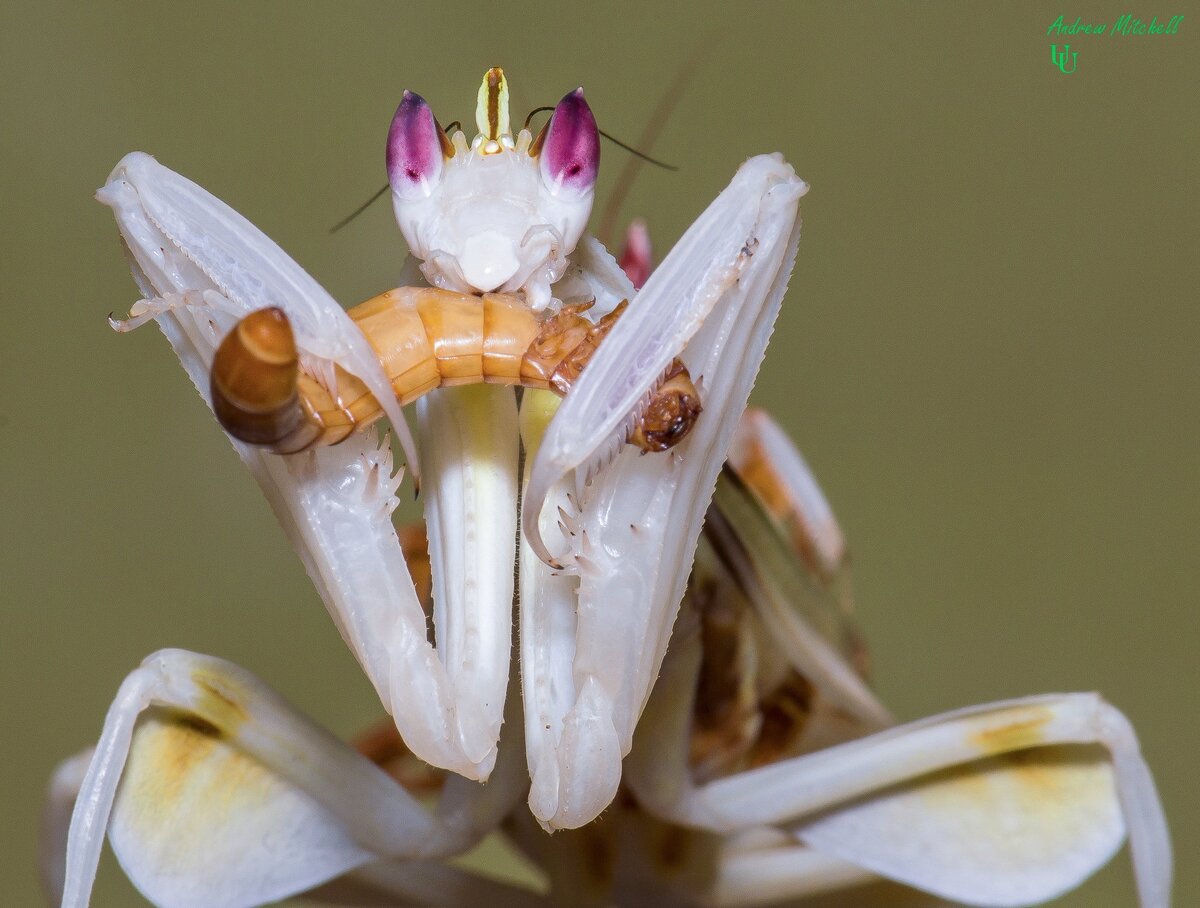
209,286,702,455
209,307,306,447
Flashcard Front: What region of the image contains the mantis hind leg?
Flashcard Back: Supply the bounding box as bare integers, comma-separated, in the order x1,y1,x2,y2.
47,648,529,908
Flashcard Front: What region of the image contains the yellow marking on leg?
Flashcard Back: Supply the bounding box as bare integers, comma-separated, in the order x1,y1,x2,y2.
115,708,274,849
970,707,1053,756
190,668,250,736
914,744,1119,847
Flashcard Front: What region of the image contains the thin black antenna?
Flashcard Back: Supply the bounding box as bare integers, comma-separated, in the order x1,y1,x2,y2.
599,129,678,171
526,106,678,171
329,183,388,234
523,107,554,129
330,79,695,237
330,120,463,234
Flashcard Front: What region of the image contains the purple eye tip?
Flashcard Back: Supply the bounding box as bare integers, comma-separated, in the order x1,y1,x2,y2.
387,90,441,195
540,88,599,195
397,89,428,113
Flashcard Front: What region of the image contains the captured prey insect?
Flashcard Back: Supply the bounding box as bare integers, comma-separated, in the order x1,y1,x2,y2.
42,68,1171,908
205,290,700,455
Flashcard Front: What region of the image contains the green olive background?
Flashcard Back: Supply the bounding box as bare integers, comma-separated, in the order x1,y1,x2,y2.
2,2,1196,905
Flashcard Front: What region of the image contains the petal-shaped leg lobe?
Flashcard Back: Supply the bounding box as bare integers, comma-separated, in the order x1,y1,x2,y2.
699,695,1168,907
57,650,528,908
110,708,374,908
796,745,1123,907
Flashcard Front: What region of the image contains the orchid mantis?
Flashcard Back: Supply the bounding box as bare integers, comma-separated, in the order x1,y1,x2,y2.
42,69,1170,906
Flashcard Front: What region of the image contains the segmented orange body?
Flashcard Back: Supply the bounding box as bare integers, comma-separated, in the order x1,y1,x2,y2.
211,286,702,455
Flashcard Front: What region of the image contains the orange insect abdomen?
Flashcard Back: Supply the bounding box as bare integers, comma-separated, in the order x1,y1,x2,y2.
351,288,544,403
211,286,701,455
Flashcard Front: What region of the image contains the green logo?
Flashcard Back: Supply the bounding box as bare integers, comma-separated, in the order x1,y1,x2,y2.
1050,43,1079,73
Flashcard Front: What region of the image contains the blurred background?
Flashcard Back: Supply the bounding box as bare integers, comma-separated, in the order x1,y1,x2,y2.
2,2,1196,904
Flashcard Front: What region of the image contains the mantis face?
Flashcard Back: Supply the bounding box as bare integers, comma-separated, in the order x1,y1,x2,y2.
388,68,599,309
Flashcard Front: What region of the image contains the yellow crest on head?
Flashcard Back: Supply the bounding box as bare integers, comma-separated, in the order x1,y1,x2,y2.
475,67,510,150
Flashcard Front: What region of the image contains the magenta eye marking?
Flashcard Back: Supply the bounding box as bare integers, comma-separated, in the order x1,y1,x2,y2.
387,90,442,196
539,88,599,196
388,71,600,309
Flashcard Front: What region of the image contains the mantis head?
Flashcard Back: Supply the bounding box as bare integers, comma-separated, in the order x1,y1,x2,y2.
388,67,600,309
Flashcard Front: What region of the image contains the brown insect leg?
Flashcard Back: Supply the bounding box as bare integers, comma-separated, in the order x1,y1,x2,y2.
523,297,703,453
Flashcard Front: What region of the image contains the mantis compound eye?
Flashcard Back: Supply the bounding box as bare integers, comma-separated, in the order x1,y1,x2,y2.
387,90,452,200
535,88,599,198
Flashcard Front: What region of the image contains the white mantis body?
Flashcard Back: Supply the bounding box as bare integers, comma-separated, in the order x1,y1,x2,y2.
42,69,1171,907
